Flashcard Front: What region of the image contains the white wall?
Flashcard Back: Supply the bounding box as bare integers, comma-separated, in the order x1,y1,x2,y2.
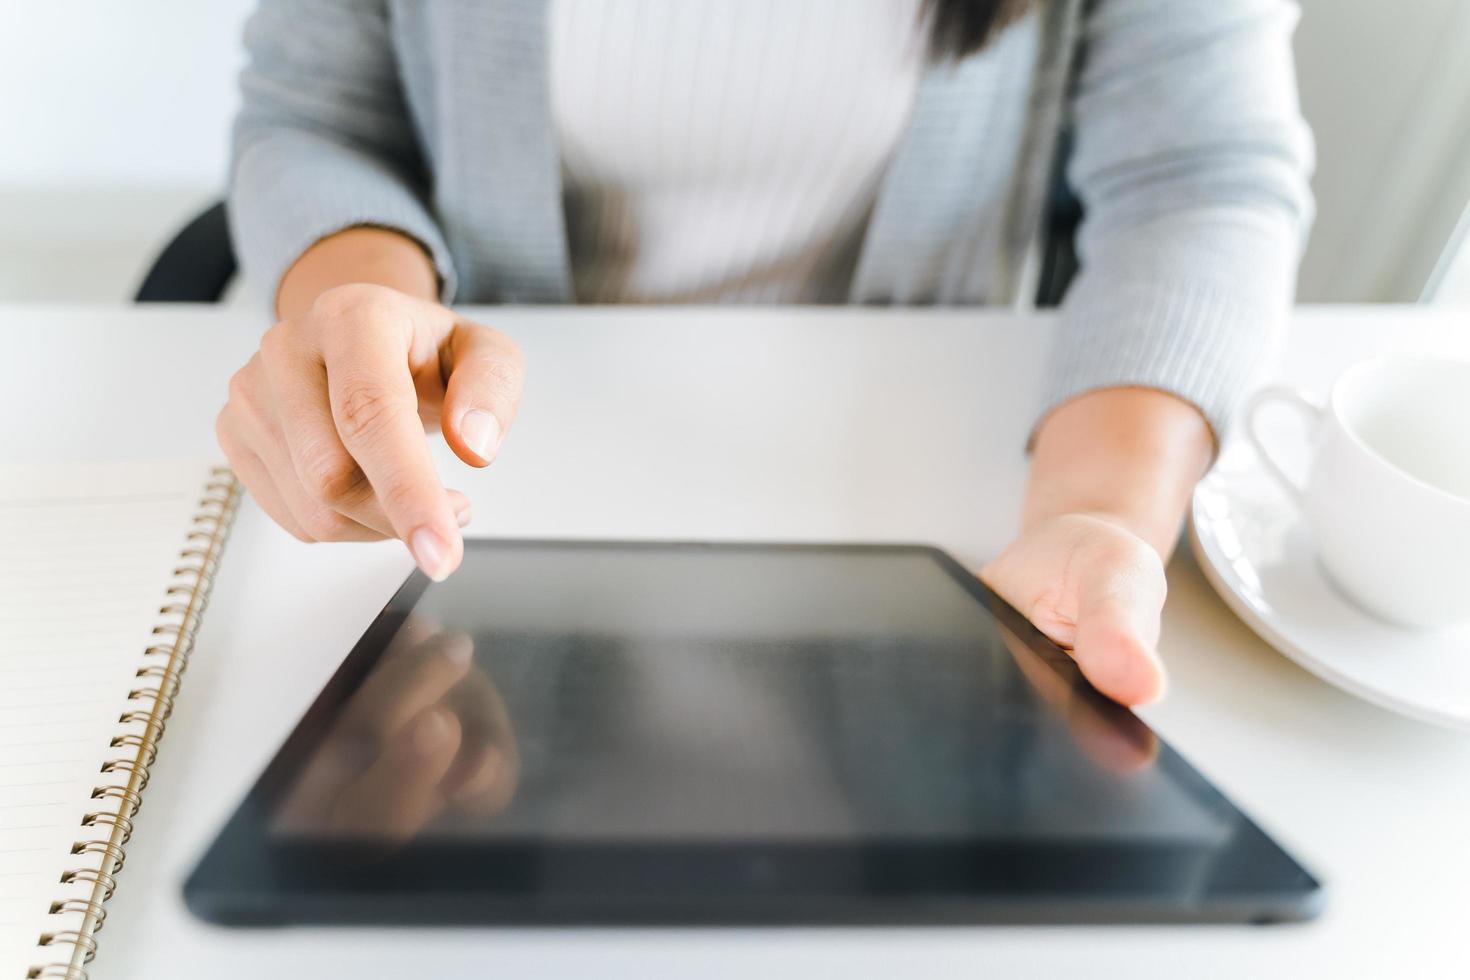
0,1,253,302
1293,0,1470,301
1,0,1467,304
0,1,251,185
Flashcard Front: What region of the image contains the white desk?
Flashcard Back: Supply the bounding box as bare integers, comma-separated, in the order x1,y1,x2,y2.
2,305,1467,979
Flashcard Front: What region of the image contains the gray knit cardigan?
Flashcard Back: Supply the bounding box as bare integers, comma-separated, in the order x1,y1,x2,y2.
229,0,1314,437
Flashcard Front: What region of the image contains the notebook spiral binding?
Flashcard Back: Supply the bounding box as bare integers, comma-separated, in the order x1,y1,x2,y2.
28,469,242,980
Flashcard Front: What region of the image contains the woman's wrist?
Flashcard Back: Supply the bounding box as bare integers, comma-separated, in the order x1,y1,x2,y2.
1023,387,1215,560
276,226,441,320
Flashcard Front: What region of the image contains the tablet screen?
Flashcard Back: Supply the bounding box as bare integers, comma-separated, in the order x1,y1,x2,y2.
274,545,1215,845
187,541,1321,925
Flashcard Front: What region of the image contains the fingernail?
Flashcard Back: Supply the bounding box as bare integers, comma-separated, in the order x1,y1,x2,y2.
409,525,453,582
455,504,472,528
413,707,454,756
460,409,501,462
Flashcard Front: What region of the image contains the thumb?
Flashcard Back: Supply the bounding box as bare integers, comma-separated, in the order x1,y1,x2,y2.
440,321,526,467
1071,557,1168,707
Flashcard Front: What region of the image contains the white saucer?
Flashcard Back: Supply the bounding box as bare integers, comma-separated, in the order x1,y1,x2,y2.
1189,439,1470,731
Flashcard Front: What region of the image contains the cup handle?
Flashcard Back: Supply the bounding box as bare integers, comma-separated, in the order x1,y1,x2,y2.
1244,386,1324,507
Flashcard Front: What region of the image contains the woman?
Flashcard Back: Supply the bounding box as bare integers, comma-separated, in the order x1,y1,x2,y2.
216,0,1314,706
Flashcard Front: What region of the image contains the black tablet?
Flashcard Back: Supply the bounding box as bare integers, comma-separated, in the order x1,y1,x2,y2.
185,540,1322,926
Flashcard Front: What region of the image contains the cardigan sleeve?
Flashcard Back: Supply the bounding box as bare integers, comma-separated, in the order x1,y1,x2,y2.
229,0,458,307
1042,0,1315,442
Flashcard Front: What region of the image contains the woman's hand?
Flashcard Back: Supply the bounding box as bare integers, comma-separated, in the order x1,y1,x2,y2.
990,388,1216,707
217,230,524,581
982,513,1167,706
995,613,1159,773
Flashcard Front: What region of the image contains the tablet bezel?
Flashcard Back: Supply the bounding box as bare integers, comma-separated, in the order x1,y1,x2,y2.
184,540,1323,926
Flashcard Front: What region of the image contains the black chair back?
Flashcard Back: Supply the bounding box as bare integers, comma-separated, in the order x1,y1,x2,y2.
135,201,236,303
1034,130,1082,309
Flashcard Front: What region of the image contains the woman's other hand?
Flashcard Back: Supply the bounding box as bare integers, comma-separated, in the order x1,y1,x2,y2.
988,388,1216,707
216,229,524,581
982,513,1167,706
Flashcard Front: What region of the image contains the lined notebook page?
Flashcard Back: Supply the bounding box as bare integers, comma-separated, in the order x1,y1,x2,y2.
0,459,219,978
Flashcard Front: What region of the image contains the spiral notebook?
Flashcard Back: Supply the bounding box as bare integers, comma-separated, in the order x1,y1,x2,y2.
0,459,240,980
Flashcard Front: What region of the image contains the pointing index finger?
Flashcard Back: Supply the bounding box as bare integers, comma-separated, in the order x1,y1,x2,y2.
321,300,462,580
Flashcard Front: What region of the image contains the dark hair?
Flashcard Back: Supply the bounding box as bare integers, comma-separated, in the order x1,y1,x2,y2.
927,0,1040,59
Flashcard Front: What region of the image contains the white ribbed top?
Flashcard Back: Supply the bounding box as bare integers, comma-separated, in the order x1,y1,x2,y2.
549,0,927,303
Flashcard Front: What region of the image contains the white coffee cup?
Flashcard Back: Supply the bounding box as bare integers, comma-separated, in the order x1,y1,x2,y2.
1245,355,1470,629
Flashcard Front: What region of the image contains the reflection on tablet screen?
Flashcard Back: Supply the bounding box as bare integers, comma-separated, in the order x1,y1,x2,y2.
271,548,1225,849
